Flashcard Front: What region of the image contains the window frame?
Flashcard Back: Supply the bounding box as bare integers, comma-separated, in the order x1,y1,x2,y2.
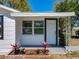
22,21,32,35
34,20,44,34
22,20,44,35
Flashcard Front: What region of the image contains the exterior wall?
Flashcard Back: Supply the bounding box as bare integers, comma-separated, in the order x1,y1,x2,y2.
15,17,44,45
0,16,15,49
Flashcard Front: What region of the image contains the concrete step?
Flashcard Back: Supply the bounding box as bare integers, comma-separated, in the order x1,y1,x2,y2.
48,47,66,54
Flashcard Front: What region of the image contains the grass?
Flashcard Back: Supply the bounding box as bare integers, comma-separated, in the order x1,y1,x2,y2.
70,38,79,46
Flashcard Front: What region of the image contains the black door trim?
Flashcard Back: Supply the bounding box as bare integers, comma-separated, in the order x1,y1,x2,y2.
45,18,58,46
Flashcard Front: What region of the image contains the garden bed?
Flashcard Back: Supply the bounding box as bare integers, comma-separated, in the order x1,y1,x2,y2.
9,48,49,55
8,48,51,59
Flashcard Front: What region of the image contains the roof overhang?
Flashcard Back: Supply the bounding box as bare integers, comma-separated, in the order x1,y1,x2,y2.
0,5,20,12
11,12,75,17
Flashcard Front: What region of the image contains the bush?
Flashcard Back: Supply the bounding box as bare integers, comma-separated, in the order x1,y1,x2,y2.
59,30,66,46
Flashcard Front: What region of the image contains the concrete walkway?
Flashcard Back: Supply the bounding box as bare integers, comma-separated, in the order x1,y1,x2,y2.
48,47,66,54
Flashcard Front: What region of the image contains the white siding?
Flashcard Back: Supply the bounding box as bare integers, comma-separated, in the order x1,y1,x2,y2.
0,16,15,49
16,17,44,45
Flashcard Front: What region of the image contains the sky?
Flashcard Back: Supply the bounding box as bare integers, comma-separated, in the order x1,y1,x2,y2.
28,0,62,12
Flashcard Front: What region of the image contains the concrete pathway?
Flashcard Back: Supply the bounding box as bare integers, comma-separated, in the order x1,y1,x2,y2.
48,47,66,54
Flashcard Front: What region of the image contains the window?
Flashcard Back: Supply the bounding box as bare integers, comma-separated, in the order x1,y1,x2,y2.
34,28,43,34
34,21,44,34
23,21,32,34
0,16,3,39
22,21,44,34
34,21,43,27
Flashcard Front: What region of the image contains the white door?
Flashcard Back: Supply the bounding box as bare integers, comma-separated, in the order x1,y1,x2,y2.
46,20,56,45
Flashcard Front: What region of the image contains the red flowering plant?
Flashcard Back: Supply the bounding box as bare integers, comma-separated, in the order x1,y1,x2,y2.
11,42,21,54
42,41,47,50
42,41,49,54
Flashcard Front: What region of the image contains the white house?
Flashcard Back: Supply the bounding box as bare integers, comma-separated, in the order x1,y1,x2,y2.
0,5,77,55
11,12,75,46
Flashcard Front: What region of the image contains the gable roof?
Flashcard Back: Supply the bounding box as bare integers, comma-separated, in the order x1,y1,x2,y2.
0,5,20,12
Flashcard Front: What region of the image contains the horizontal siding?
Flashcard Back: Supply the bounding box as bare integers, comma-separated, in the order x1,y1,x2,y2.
0,16,15,49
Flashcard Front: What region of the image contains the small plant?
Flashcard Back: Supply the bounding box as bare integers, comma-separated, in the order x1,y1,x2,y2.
42,41,49,55
36,49,49,55
19,48,25,54
42,41,47,50
11,43,20,54
11,43,25,55
9,41,49,55
36,49,40,54
59,30,66,46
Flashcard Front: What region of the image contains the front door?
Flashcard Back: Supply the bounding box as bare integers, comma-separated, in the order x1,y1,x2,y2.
46,20,56,45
